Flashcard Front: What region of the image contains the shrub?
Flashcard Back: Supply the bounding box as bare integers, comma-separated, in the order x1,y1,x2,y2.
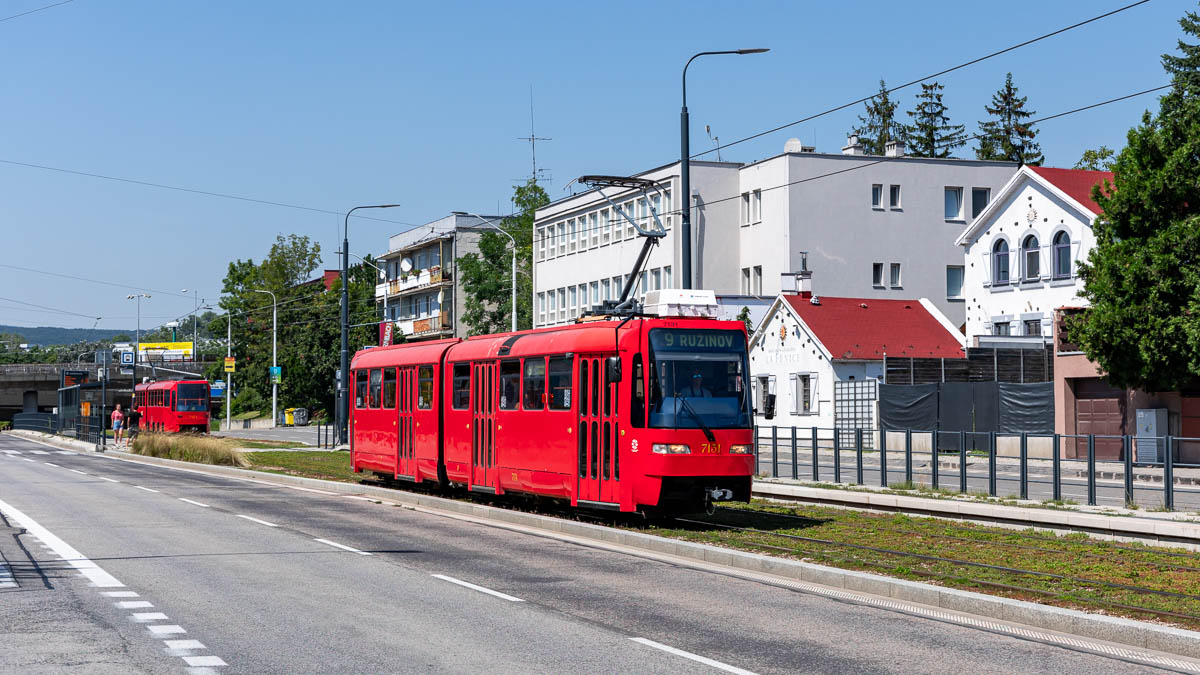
130,433,249,467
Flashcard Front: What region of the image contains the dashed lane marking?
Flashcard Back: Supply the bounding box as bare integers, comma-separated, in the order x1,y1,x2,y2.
314,538,372,555
133,486,159,493
44,462,61,468
70,469,88,475
164,640,206,650
178,498,210,508
103,591,139,598
20,458,35,462
431,574,524,602
182,656,227,667
116,601,154,609
98,476,120,483
235,515,278,528
131,613,169,622
630,638,758,675
147,625,187,636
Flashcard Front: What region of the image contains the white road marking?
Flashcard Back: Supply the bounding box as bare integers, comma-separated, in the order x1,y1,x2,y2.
98,476,120,483
56,451,73,455
0,562,15,589
284,485,336,495
431,574,524,602
630,638,758,675
2,450,20,455
70,469,88,475
116,601,154,609
178,498,210,508
148,625,187,635
131,612,169,622
28,449,48,455
342,495,377,502
21,457,35,462
314,538,372,555
43,462,61,467
186,668,221,675
134,486,159,493
164,640,206,650
0,498,123,587
236,515,278,527
182,656,227,667
103,591,139,598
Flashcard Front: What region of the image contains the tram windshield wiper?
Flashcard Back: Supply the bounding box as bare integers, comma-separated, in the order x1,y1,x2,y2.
678,395,716,442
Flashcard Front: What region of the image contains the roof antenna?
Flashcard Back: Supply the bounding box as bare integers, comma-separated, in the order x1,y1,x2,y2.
517,86,552,185
706,125,722,161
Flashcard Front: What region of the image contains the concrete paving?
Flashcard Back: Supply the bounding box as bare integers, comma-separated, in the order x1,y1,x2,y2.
1,433,1188,673
211,424,333,447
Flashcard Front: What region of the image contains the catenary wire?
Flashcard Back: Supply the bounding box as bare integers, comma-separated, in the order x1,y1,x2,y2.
0,0,73,24
693,0,1153,160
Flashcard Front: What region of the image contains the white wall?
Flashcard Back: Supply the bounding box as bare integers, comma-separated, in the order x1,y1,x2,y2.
961,177,1095,342
747,301,836,430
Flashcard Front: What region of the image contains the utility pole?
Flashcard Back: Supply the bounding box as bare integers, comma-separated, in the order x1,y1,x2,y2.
226,311,232,431
251,289,278,427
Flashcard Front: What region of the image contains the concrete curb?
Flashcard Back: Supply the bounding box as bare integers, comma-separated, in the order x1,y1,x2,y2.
754,480,1200,551
32,444,1200,660
7,430,102,453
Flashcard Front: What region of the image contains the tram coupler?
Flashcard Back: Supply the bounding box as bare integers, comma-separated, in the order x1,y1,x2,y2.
705,488,734,502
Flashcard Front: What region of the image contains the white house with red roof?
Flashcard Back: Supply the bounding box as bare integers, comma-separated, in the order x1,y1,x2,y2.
954,165,1113,344
747,279,965,430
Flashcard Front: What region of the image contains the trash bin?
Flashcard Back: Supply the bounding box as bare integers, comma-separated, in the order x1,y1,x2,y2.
282,408,297,426
293,408,309,426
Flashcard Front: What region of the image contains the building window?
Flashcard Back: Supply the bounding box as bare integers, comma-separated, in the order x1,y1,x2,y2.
568,219,577,253
972,188,990,218
740,192,751,226
556,222,565,256
1022,235,1040,281
992,239,1010,285
558,288,566,321
537,293,546,325
601,209,611,244
889,263,902,287
889,184,901,209
663,189,673,228
589,213,599,248
1024,319,1042,336
871,184,883,208
741,267,751,294
568,286,577,316
651,267,662,291
1053,231,1071,278
872,262,884,287
946,266,964,298
601,278,611,301
547,290,557,322
590,281,599,307
752,189,762,223
752,266,763,295
663,265,672,289
537,227,546,260
623,202,635,238
944,187,963,220
790,373,812,414
993,322,1011,337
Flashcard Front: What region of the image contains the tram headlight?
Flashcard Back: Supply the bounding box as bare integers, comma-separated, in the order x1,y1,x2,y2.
729,444,752,454
651,443,690,454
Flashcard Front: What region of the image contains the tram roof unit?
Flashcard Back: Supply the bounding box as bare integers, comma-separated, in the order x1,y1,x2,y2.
134,379,208,391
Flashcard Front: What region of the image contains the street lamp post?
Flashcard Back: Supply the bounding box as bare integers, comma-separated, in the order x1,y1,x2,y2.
452,212,516,332
340,204,400,446
181,288,200,361
250,289,278,427
348,253,388,337
680,48,769,289
126,293,150,407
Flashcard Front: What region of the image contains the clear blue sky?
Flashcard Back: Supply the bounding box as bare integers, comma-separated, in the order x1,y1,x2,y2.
0,0,1187,331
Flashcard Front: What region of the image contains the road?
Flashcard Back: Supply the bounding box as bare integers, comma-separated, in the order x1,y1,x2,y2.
0,434,1189,674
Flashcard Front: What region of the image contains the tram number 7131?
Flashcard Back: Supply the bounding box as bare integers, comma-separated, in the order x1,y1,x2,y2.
699,443,722,454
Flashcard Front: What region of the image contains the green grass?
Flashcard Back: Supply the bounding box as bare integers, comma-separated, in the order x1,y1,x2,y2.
232,410,261,421
130,433,249,467
239,440,307,449
245,450,359,483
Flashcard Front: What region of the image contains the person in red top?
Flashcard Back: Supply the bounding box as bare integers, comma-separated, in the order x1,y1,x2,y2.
111,404,125,445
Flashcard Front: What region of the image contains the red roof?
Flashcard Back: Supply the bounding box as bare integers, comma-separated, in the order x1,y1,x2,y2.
1029,166,1112,216
781,294,964,360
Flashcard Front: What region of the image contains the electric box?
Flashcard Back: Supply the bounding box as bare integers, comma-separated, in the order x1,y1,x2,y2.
1135,408,1169,463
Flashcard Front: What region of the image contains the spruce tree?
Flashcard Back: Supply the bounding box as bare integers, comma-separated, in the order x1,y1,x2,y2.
852,79,902,155
903,82,967,158
975,73,1043,165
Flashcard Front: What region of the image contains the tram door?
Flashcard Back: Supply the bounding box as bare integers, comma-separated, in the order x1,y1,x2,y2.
577,355,621,505
396,367,415,479
471,361,496,489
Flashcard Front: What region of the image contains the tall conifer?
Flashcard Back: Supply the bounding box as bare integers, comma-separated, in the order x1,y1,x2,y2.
853,80,902,155
903,82,967,158
976,73,1043,165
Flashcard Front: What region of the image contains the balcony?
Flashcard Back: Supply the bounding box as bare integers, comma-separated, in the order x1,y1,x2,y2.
387,310,453,339
376,266,448,299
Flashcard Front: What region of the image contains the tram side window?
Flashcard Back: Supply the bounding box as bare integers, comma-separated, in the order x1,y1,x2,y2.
368,369,382,408
547,357,572,410
630,354,645,428
523,357,546,410
451,364,470,409
382,368,397,409
499,360,521,410
355,371,368,408
417,365,434,409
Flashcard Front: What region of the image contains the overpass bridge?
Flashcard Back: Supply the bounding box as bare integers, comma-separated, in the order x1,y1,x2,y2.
0,362,213,421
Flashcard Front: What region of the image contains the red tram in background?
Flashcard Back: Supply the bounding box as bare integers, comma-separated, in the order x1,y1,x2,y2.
134,379,211,433
350,314,756,514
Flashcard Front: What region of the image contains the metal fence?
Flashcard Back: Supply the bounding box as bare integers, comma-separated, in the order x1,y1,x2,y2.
314,422,336,449
755,425,1200,511
12,412,58,434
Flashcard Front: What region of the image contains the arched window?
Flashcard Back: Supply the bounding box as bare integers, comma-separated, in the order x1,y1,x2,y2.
1053,231,1072,278
992,239,1010,285
1022,234,1040,281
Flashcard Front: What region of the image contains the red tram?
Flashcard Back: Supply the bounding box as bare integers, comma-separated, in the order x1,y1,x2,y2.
134,379,211,433
350,315,756,514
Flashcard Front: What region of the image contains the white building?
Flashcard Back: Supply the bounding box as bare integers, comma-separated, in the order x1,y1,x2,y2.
954,165,1112,344
747,275,965,431
533,138,1017,329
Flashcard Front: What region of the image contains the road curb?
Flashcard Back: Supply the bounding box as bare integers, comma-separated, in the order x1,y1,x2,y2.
7,430,102,453
42,445,1200,661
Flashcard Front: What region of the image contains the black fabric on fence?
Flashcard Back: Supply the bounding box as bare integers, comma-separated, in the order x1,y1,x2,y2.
937,382,974,450
998,382,1054,433
879,383,937,431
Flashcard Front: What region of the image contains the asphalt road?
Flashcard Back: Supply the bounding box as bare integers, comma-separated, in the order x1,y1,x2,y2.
0,434,1190,674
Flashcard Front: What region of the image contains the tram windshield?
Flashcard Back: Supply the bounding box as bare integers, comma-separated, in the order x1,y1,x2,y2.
176,383,209,412
647,328,751,430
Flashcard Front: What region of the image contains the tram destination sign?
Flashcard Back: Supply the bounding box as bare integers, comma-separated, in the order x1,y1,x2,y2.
649,328,742,353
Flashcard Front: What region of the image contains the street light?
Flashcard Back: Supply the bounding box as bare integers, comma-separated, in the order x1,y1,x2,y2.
451,212,516,333
250,289,278,428
679,48,769,289
126,293,150,405
340,203,400,446
181,288,201,361
348,252,389,337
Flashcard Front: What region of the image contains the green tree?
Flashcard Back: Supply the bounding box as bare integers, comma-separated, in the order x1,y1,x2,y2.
853,79,903,155
904,82,967,158
457,178,549,335
975,73,1043,165
1071,7,1200,392
1073,146,1116,171
736,306,754,335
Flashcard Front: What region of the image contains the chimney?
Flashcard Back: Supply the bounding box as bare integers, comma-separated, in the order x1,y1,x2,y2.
841,134,864,156
790,251,814,297
885,139,905,157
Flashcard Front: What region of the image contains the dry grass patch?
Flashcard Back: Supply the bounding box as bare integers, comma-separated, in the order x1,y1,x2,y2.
130,432,249,467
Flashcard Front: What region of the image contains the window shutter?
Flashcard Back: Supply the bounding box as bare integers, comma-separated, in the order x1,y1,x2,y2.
810,374,819,414
789,374,800,414
979,250,991,287
1040,243,1052,281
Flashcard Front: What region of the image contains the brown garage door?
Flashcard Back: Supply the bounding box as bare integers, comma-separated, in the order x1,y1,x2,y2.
1072,378,1125,460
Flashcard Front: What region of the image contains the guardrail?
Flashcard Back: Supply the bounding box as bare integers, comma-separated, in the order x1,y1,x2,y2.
755,426,1200,511
11,412,58,433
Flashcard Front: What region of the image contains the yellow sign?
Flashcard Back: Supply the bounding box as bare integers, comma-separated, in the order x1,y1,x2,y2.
224,357,236,373
138,341,194,359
